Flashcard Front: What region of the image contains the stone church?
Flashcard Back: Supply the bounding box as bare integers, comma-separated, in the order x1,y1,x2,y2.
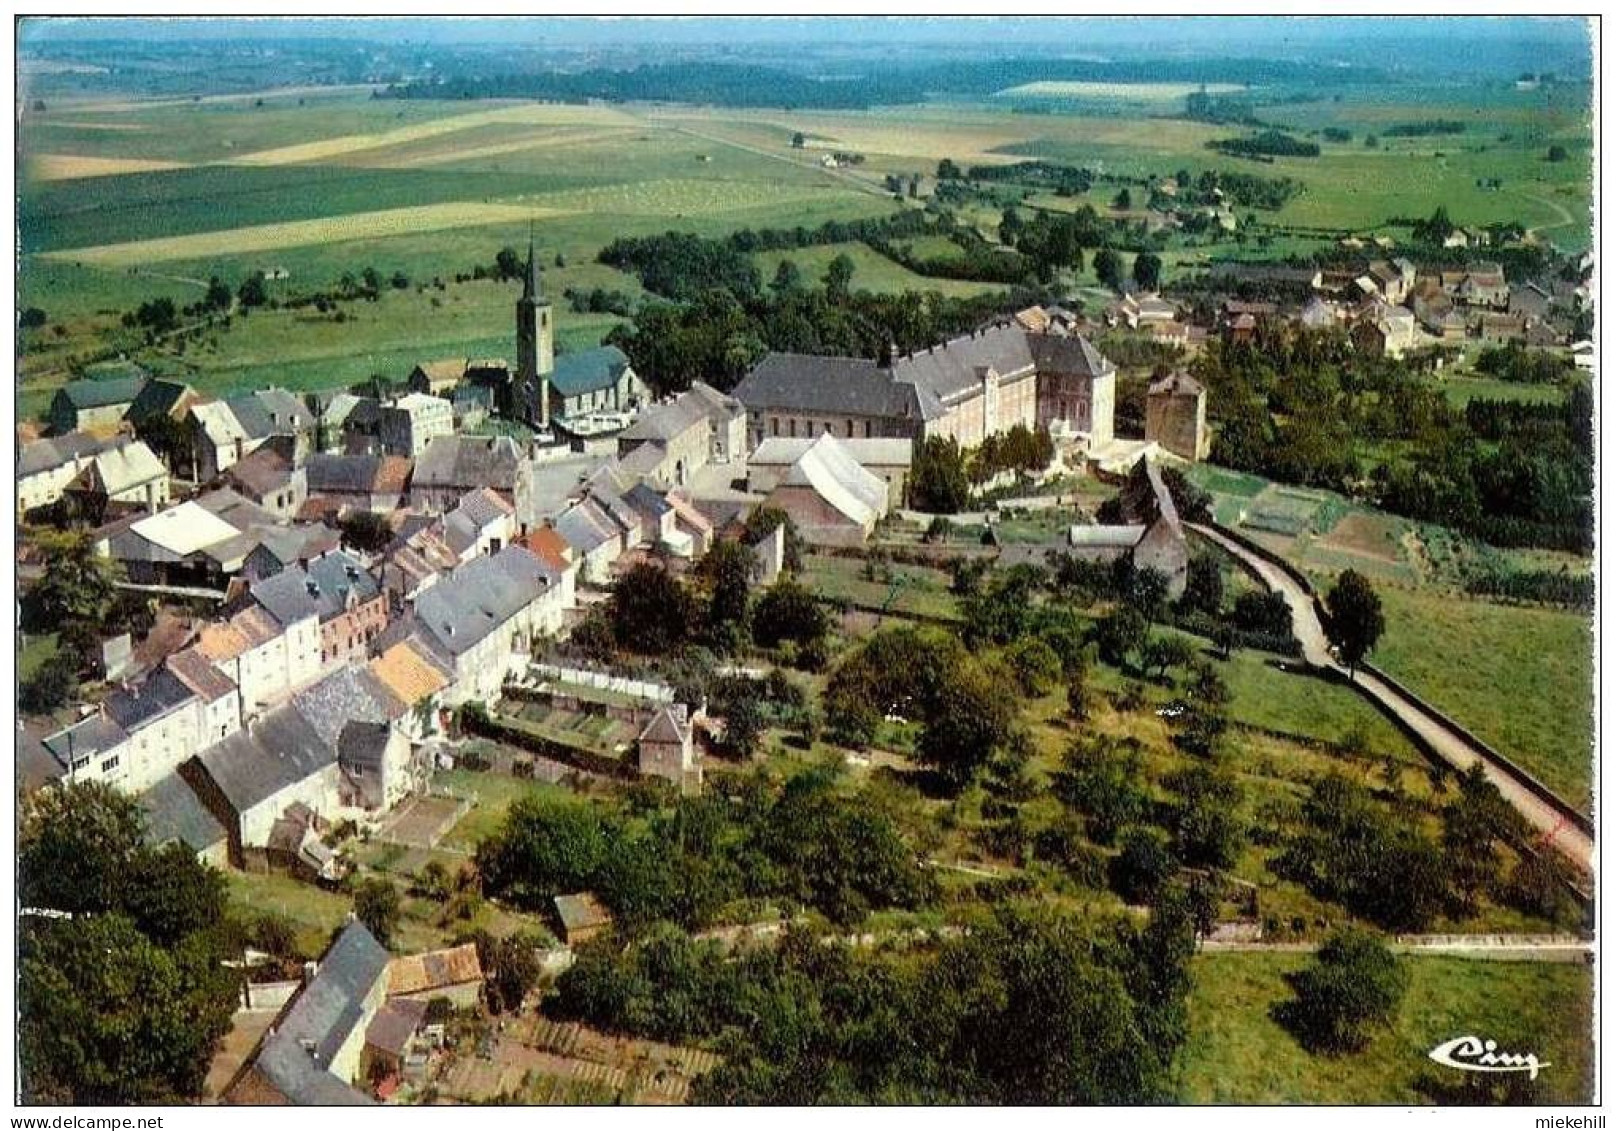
507,238,554,430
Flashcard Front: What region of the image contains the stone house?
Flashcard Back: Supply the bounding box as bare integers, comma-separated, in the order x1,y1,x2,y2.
637,704,702,794
409,435,533,518
224,921,388,1105
616,381,748,488
17,431,116,514
224,447,307,520
1064,457,1188,599
304,551,389,670
1144,372,1211,462
304,453,412,513
60,439,169,522
48,373,147,435
377,393,454,458
392,545,573,705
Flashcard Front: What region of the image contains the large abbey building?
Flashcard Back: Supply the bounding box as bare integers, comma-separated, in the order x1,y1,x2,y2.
732,320,1116,452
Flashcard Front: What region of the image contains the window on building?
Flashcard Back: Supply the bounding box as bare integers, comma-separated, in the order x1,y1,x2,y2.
788,419,796,438
864,420,872,438
100,756,119,773
71,757,90,772
846,420,854,438
771,418,779,437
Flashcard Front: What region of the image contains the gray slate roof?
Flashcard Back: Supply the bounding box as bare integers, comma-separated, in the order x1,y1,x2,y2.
104,669,196,733
551,345,631,398
412,545,557,657
337,720,392,773
42,715,128,767
250,921,386,1105
18,430,113,477
305,551,382,621
413,435,524,491
56,374,147,410
196,705,333,814
249,566,323,629
733,353,906,418
139,771,227,854
292,666,394,750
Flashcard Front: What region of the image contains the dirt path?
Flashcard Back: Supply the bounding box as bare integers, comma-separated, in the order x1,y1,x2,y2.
1190,523,1594,881
1201,933,1591,963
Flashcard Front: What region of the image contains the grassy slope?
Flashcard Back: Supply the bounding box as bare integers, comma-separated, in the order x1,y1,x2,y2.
1371,585,1594,812
1180,952,1593,1104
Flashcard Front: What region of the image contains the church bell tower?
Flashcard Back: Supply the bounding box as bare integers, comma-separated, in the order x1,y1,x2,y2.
515,234,554,428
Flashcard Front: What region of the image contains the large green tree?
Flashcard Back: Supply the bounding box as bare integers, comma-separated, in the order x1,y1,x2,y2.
18,783,236,1104
1325,569,1386,676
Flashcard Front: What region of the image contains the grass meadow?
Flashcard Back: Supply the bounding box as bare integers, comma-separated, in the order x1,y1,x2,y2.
1180,951,1594,1104
1371,585,1594,813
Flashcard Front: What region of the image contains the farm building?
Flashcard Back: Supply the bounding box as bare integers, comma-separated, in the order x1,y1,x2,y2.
1064,456,1189,599
387,943,485,1008
746,436,912,508
48,371,148,435
762,432,890,547
224,921,388,1105
1144,372,1210,462
554,892,615,946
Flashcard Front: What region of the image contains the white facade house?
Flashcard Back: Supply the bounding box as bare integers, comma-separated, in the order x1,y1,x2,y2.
403,545,573,706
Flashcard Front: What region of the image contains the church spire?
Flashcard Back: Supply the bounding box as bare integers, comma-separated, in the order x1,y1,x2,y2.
522,226,541,302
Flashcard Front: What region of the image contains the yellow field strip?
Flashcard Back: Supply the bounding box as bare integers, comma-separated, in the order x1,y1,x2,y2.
26,153,192,180
224,103,641,167
38,202,574,268
348,125,643,169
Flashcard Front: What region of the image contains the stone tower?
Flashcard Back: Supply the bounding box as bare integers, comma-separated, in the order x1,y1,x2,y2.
514,235,554,428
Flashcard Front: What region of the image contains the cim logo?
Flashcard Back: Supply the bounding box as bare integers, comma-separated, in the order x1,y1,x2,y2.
1428,1035,1550,1080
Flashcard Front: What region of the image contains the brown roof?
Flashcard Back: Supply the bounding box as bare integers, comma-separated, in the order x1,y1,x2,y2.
365,998,429,1057
413,359,467,385
196,622,251,662
516,526,573,572
367,642,451,710
224,447,292,498
165,645,239,702
387,943,483,997
374,456,412,495
553,891,613,934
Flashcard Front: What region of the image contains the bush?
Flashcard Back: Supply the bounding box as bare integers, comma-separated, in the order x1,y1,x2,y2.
1005,637,1062,697
1276,929,1407,1054
1110,826,1178,904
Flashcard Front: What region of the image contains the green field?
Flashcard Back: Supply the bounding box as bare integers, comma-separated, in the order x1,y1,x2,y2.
1181,952,1593,1104
754,242,999,300
1371,585,1594,813
17,78,1591,417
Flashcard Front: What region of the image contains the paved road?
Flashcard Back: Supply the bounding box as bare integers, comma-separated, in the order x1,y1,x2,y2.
1190,523,1594,880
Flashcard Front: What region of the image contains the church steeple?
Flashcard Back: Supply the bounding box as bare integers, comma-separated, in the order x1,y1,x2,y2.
514,225,553,430
522,230,542,302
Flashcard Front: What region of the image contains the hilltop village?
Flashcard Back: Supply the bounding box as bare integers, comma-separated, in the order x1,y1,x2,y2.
17,209,1595,1104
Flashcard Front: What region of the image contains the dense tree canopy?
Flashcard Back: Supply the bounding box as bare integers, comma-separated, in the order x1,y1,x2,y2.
19,784,236,1104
